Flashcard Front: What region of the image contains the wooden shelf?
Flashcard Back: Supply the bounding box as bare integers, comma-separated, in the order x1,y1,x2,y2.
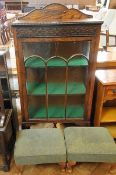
29,106,65,119
27,82,86,95
48,106,65,118
27,82,46,95
29,106,46,119
66,105,84,118
101,107,116,123
67,82,86,94
29,104,84,119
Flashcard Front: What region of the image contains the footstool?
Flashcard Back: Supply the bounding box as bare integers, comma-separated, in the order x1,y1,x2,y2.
64,127,116,172
14,128,66,174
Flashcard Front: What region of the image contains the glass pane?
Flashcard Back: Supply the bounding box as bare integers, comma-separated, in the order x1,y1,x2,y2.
48,96,65,119
28,96,47,119
66,95,85,118
26,68,46,95
22,41,90,60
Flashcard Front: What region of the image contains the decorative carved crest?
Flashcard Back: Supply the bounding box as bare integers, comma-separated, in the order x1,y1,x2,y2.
19,3,92,22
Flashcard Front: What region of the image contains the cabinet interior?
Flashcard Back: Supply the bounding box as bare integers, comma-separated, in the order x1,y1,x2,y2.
23,41,89,120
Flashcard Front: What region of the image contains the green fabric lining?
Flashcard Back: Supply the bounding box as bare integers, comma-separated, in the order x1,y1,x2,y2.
29,105,84,119
27,82,86,95
25,55,86,120
48,82,65,94
48,106,65,118
25,56,45,68
68,56,88,66
47,58,66,67
66,105,84,118
67,82,86,94
25,55,88,68
29,106,46,119
27,82,46,95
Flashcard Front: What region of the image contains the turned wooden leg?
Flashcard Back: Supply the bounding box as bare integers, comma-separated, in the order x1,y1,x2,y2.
59,162,66,173
15,163,24,175
109,164,116,174
66,161,76,173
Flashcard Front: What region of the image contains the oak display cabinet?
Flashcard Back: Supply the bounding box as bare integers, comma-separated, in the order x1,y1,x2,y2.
12,3,102,127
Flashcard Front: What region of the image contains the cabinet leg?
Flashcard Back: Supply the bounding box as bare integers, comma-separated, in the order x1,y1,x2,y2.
59,162,66,172
66,161,76,173
22,123,30,129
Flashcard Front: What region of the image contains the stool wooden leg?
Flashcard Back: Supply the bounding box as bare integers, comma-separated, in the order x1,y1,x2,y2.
109,164,116,174
66,161,76,173
15,163,24,175
59,162,66,172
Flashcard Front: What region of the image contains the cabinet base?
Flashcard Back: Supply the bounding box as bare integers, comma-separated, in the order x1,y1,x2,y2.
22,119,90,128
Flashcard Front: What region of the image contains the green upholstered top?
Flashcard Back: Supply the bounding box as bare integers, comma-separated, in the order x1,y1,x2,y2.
14,128,66,165
64,127,116,163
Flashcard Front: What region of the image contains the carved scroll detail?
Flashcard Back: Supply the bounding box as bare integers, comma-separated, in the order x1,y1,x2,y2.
16,25,98,38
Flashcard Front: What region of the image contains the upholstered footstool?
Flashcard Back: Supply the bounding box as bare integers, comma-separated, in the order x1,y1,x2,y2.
64,127,116,172
14,128,66,174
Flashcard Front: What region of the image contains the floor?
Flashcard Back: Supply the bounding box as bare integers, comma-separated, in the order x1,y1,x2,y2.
0,161,116,175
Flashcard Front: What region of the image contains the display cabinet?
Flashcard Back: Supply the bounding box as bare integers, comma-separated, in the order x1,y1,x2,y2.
12,3,102,127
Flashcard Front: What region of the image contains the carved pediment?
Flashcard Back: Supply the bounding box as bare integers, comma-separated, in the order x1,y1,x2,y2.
19,3,92,22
